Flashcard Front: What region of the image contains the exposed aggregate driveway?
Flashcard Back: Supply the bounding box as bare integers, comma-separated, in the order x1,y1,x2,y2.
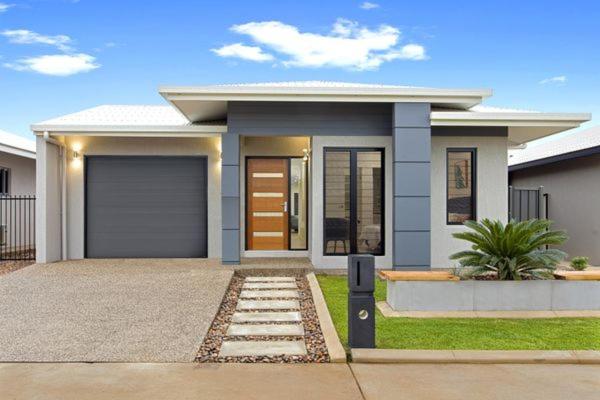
0,259,232,362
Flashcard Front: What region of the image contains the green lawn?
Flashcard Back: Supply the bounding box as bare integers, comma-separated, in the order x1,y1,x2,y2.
317,275,600,350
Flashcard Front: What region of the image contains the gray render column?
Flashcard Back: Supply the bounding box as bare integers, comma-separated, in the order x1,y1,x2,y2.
221,133,240,264
393,103,431,270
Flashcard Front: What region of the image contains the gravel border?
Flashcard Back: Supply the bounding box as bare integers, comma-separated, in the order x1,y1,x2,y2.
0,260,34,277
197,274,330,363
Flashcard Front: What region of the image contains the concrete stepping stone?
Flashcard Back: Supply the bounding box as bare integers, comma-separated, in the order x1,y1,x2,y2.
245,277,296,282
219,340,307,357
239,290,299,299
243,282,298,290
236,300,300,310
227,323,305,336
232,311,302,323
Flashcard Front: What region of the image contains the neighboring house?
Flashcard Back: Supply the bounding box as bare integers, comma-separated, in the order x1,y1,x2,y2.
31,82,590,269
509,125,600,265
0,130,36,257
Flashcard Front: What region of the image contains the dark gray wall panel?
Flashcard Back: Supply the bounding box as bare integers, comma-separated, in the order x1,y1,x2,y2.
228,101,393,136
393,128,431,162
432,126,508,137
221,132,240,264
393,231,431,267
393,103,431,270
222,197,240,230
86,156,207,258
393,103,431,128
394,197,430,231
394,163,431,197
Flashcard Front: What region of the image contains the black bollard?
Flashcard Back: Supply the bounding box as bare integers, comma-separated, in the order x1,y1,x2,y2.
348,254,375,348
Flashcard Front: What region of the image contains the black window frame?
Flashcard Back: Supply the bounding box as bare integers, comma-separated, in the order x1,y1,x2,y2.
0,167,10,196
323,147,385,256
446,148,477,225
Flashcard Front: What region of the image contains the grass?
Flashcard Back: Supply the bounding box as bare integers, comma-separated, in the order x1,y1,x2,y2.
316,275,600,350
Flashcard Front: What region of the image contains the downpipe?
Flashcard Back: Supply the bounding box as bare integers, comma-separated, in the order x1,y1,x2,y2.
43,131,68,261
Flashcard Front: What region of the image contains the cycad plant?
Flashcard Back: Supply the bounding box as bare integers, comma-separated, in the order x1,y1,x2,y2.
450,219,567,280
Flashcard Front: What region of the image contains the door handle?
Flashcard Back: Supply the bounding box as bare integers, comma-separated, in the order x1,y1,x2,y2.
282,201,288,212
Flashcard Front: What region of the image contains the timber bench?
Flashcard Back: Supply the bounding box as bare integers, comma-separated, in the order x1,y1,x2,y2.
554,271,600,280
378,270,459,281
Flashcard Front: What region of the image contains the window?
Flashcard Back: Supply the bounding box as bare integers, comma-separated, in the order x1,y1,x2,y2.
324,148,384,255
447,149,476,224
0,168,9,195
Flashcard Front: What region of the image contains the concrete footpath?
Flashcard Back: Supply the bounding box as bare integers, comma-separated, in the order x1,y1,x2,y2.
2,362,600,400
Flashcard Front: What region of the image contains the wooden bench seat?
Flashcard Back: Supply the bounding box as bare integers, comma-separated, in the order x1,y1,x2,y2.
553,271,600,281
378,270,459,281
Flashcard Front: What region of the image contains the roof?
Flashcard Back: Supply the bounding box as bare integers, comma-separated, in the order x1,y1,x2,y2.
31,81,590,142
0,130,36,159
160,81,493,121
31,105,226,135
509,125,600,171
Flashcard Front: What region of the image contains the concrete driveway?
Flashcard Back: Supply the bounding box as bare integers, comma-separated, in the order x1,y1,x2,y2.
0,259,232,362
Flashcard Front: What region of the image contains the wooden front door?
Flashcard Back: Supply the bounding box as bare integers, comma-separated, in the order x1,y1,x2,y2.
246,158,289,250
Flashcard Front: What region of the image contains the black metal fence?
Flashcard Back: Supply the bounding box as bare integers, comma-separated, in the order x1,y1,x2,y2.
0,195,36,261
508,186,548,222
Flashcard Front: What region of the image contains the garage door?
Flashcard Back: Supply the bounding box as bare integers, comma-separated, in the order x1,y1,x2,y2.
85,156,208,258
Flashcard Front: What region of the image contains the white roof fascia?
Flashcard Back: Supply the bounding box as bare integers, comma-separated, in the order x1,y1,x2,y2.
0,143,36,159
31,124,227,136
431,111,591,127
159,86,492,108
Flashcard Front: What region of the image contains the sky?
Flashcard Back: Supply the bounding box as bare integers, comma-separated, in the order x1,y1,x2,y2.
0,0,599,142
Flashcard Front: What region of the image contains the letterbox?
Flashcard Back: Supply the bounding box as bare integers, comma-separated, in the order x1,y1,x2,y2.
348,254,375,293
348,254,376,348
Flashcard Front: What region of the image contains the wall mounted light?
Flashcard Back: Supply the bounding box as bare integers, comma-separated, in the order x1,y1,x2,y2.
71,144,82,168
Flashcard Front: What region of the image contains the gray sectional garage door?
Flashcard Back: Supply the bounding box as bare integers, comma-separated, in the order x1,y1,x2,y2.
85,156,207,258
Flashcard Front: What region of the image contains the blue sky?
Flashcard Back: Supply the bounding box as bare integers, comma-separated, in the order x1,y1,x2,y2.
1,0,599,140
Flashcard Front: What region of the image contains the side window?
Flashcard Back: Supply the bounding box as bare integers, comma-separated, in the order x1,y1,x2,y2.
447,149,476,224
0,167,9,196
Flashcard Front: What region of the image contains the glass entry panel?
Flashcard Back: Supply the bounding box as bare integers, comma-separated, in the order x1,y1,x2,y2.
324,148,384,256
324,151,351,254
357,151,383,254
290,158,308,249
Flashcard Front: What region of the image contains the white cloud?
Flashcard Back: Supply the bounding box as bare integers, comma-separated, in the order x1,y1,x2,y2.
1,29,73,51
212,43,274,62
360,2,379,10
539,75,567,85
216,19,427,70
4,53,99,76
0,3,13,13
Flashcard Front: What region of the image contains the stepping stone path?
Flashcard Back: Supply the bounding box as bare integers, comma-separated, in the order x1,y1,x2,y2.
218,276,308,358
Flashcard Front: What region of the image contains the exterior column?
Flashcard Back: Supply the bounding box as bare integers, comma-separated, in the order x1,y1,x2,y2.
35,136,62,263
221,133,240,264
392,103,431,270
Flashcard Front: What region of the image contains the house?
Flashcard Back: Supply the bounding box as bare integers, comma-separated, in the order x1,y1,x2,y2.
509,125,600,265
31,82,590,269
0,130,36,258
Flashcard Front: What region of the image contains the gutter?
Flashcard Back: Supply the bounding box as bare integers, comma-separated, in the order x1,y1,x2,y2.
43,132,68,261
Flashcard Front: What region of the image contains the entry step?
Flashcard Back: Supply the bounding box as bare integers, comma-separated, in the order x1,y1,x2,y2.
219,340,307,357
239,290,300,299
227,323,305,336
232,311,302,323
243,282,298,290
236,300,300,310
245,277,296,283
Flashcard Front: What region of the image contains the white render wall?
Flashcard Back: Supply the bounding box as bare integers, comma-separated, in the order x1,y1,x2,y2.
431,136,508,268
63,136,222,259
36,136,62,263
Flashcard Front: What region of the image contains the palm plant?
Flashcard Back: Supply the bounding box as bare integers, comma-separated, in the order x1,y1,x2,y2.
450,219,567,280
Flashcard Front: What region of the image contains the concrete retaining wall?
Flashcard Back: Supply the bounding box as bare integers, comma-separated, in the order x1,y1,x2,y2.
387,280,600,311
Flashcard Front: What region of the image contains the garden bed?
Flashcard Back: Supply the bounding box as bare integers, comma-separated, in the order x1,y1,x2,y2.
385,279,600,311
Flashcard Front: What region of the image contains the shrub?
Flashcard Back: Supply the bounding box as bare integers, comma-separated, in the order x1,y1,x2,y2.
570,256,589,271
450,219,567,280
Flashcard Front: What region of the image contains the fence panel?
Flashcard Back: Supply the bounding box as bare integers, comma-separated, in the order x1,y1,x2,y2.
0,195,36,261
508,186,547,222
